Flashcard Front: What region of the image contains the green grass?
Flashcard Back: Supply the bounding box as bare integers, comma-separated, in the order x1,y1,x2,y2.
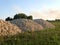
0,21,60,45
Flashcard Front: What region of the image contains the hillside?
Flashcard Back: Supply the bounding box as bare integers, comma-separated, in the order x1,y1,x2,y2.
0,20,59,45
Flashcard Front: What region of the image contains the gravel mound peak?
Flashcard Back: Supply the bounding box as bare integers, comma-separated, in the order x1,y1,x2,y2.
34,19,55,28
0,19,21,36
11,19,43,31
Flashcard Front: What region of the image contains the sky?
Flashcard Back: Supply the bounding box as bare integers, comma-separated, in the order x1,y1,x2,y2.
0,0,60,20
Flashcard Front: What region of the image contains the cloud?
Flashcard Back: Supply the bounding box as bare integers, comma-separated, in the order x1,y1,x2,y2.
12,5,60,20
30,9,60,20
30,2,60,20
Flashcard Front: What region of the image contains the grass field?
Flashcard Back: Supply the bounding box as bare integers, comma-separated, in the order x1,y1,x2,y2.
0,21,60,45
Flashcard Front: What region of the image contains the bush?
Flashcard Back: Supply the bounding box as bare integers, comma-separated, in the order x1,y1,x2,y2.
5,13,33,21
14,13,27,19
5,17,13,21
55,19,60,21
27,16,33,20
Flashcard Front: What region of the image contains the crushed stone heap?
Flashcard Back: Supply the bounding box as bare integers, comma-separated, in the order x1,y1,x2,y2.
0,19,21,36
34,19,55,28
11,19,43,31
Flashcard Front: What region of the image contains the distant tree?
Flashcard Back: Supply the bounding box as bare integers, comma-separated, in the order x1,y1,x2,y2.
27,16,33,20
55,19,60,21
5,17,13,21
5,13,33,21
14,13,27,19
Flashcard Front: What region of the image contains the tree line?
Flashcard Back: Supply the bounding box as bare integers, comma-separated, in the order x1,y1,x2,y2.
5,13,33,21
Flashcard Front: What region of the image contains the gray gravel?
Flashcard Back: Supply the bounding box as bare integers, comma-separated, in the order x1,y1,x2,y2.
34,19,55,28
10,19,44,31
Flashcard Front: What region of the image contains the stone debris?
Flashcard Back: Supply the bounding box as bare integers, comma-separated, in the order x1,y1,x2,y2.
11,19,43,31
0,19,55,36
34,19,55,28
0,19,21,36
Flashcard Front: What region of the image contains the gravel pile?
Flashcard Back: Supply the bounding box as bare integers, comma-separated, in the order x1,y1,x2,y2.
0,19,21,36
0,19,55,36
34,19,55,28
11,19,43,31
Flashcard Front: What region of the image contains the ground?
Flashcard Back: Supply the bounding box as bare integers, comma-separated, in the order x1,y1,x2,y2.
0,21,60,45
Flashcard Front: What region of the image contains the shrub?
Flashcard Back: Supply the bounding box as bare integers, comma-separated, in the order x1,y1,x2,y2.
27,16,33,20
5,17,13,21
14,13,27,19
5,13,33,21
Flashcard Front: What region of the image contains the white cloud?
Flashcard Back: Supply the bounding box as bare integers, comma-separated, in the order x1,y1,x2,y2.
11,4,60,20
30,2,60,20
30,9,60,20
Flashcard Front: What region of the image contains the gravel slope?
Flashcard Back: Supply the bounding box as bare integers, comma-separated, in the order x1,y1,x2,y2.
34,19,55,28
11,19,43,31
0,19,21,36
